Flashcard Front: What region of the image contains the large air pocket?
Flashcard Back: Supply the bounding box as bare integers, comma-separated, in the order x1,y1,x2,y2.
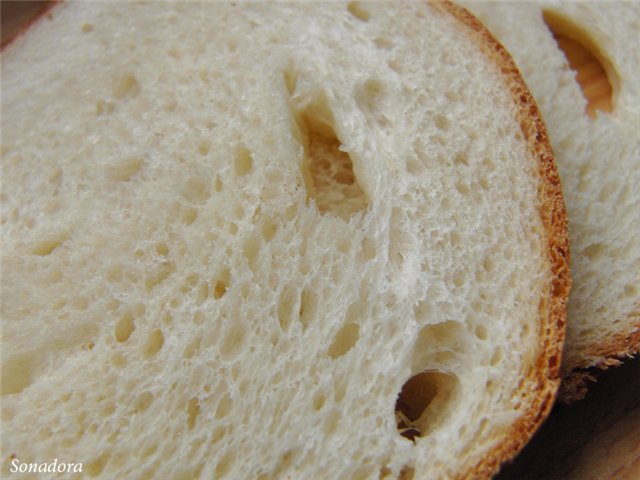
286,73,368,220
543,9,616,118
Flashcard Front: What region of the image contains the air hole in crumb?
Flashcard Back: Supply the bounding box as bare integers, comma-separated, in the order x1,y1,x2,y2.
324,409,341,434
181,274,200,295
181,177,211,204
387,59,403,73
196,284,208,305
183,338,201,359
213,269,230,299
113,73,140,100
293,94,367,219
261,217,277,241
582,242,604,260
107,156,144,181
111,352,127,368
379,466,393,479
395,371,458,442
1,354,34,395
327,323,360,359
277,286,299,331
145,261,176,290
134,392,154,413
181,207,198,225
283,67,298,96
475,325,488,340
355,78,388,127
455,180,470,196
399,466,415,480
187,397,200,429
234,146,253,176
215,451,235,477
215,393,232,419
452,270,465,288
243,234,261,269
115,314,135,342
389,207,410,270
198,140,211,156
144,329,164,357
211,426,226,444
220,325,246,360
454,152,469,166
299,289,318,329
362,237,376,260
490,347,504,366
313,392,326,411
434,114,450,131
413,301,432,324
28,236,66,256
86,453,109,477
347,1,370,21
543,10,615,118
374,37,393,50
155,242,169,257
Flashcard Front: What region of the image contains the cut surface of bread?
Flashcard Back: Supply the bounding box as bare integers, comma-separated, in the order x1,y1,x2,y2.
465,0,640,401
0,1,569,478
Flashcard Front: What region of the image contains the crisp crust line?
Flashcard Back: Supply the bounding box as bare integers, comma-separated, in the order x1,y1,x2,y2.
560,313,640,402
0,1,59,51
429,1,571,478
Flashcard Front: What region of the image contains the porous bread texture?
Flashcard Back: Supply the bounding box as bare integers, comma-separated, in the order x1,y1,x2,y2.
1,2,567,479
465,0,640,401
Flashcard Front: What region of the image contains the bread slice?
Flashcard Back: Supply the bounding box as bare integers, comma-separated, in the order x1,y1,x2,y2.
464,0,640,401
0,2,569,478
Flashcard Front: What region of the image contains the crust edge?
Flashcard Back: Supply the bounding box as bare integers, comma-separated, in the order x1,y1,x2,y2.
429,1,571,478
0,1,59,51
560,312,640,403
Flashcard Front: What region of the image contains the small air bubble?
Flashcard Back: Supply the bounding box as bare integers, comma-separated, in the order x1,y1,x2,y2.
475,325,488,340
198,140,211,156
144,329,164,357
234,146,253,177
374,37,393,50
215,393,232,419
155,243,169,257
313,392,326,411
213,269,230,299
187,397,200,429
134,392,154,413
115,314,135,343
327,323,360,359
114,73,140,100
490,347,504,366
347,1,370,22
220,325,246,359
434,114,450,131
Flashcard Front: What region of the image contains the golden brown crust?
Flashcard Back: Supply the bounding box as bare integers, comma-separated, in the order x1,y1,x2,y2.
428,1,571,478
560,312,640,403
0,1,59,50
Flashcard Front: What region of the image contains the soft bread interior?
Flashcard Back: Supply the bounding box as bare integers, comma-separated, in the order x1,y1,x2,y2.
1,2,559,478
465,0,640,398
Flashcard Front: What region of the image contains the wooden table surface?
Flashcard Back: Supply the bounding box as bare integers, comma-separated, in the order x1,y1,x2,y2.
498,357,640,480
